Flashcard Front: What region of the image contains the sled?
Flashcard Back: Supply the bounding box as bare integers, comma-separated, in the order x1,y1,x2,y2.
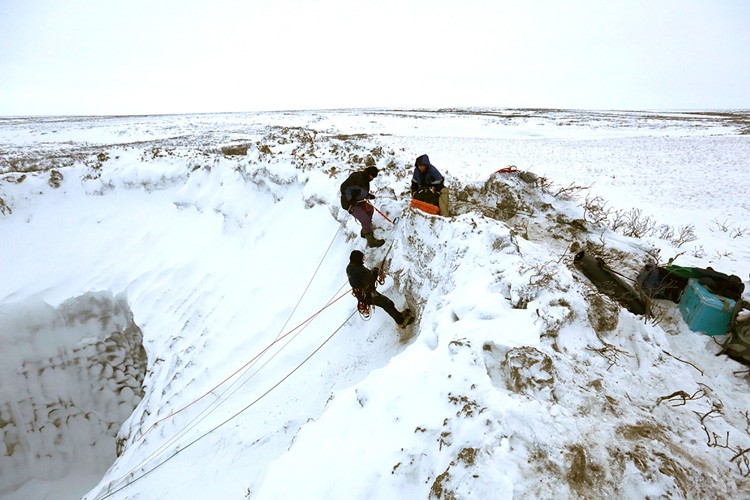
409,198,439,215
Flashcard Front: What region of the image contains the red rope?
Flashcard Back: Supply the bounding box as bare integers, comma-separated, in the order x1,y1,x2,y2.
135,289,351,444
495,165,518,174
367,200,394,224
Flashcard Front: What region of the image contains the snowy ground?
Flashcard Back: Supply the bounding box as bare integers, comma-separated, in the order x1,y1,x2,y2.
1,109,749,499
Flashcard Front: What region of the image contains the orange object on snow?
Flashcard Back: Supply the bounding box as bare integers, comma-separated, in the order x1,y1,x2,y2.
409,198,440,215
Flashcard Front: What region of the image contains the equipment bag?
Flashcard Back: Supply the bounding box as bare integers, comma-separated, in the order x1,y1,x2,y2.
636,263,688,303
664,265,744,302
636,263,744,303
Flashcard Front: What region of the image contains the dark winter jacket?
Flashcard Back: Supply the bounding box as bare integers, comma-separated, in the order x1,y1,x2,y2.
340,171,372,210
346,262,380,303
411,155,444,194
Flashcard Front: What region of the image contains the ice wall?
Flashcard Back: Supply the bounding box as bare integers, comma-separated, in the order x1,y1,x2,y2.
0,292,147,495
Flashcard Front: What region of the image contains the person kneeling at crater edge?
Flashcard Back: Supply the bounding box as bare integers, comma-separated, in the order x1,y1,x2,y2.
411,154,449,216
346,250,414,328
340,166,385,248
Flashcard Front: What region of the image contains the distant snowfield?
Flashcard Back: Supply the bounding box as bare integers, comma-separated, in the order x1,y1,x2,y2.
1,109,749,499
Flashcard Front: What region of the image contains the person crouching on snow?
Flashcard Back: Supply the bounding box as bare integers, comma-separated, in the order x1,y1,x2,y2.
340,166,385,248
411,154,449,216
346,250,414,328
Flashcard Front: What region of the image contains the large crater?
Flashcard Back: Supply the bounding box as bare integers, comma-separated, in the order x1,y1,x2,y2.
0,292,147,499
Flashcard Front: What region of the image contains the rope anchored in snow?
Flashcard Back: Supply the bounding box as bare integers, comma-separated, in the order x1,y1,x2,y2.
92,309,357,500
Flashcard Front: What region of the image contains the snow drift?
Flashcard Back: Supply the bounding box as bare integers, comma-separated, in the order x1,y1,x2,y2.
1,109,749,500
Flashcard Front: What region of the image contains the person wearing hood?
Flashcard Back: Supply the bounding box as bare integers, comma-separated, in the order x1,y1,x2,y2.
411,154,449,216
346,250,414,328
340,166,385,248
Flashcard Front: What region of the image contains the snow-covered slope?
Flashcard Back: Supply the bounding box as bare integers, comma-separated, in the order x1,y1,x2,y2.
1,109,749,499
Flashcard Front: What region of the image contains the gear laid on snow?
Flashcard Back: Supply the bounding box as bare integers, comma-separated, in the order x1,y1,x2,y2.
636,262,744,303
409,196,441,215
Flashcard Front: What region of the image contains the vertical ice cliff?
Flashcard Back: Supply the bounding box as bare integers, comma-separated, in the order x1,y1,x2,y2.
0,292,147,495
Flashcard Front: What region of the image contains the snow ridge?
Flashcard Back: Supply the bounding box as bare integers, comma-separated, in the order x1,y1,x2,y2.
1,111,748,500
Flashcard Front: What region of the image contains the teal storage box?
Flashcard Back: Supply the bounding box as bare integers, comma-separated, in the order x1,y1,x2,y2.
679,279,736,336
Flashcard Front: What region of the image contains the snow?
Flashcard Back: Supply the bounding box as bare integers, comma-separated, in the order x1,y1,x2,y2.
1,109,749,500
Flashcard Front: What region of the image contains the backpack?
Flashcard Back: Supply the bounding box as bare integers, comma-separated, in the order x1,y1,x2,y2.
719,300,750,366
636,263,687,303
664,265,744,302
636,264,745,303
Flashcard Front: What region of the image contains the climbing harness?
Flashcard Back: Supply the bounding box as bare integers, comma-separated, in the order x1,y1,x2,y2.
352,231,399,321
357,298,371,319
351,288,373,319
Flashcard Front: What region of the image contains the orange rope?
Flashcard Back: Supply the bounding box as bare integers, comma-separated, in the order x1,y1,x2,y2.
134,289,351,444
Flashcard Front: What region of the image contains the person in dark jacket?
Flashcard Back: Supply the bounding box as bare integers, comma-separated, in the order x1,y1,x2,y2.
346,250,414,327
340,166,384,248
411,154,449,216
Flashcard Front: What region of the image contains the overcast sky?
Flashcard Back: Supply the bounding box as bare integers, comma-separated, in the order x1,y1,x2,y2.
1,0,749,116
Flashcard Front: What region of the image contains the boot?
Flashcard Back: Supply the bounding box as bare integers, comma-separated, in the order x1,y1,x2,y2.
364,231,385,248
399,308,415,328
